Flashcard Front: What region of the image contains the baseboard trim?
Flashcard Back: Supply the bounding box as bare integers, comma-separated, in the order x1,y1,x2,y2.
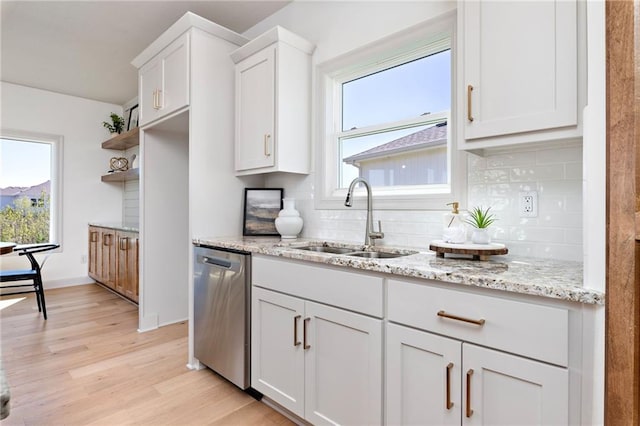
44,276,94,289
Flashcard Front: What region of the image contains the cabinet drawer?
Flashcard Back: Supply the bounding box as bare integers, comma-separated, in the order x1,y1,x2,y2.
388,279,568,366
253,255,384,318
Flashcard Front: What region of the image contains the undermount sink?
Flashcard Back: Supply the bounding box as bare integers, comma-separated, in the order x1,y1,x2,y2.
345,251,409,259
292,245,415,259
294,246,357,254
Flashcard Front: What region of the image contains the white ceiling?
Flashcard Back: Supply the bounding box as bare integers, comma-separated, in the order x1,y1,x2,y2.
1,1,290,105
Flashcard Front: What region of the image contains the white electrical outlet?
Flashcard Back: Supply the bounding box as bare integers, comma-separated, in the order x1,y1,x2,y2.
81,254,87,264
519,191,538,217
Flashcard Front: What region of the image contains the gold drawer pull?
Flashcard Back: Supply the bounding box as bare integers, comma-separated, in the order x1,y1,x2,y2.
437,310,485,326
264,134,271,157
293,315,301,347
467,84,474,122
466,369,474,418
303,317,311,349
446,362,454,410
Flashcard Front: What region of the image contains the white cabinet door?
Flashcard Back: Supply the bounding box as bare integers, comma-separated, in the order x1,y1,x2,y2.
304,301,383,426
386,323,461,426
462,344,568,426
235,47,275,171
462,0,577,141
139,58,162,126
138,33,189,127
251,287,305,417
160,34,189,119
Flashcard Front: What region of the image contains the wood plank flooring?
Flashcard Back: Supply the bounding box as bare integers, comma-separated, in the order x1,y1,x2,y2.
0,284,294,425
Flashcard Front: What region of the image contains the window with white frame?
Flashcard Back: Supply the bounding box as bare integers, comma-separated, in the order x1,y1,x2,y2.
316,12,465,209
0,132,63,245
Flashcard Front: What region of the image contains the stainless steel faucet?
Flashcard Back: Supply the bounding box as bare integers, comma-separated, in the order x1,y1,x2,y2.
344,177,384,245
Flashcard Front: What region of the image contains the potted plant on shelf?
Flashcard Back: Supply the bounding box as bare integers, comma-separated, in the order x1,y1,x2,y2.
465,206,496,244
102,113,125,136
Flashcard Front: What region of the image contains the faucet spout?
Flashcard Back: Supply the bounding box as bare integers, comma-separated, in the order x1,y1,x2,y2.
344,177,384,245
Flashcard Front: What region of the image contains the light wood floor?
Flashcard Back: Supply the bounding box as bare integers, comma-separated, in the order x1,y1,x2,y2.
0,284,294,425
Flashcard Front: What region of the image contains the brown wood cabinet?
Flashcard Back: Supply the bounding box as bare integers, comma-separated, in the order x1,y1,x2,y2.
116,230,139,303
88,225,138,303
88,227,100,279
102,230,117,289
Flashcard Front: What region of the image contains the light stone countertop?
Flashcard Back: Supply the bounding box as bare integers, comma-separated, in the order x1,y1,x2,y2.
89,222,139,233
193,236,604,305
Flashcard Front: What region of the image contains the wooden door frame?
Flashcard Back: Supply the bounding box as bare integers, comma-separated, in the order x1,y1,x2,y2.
605,0,640,425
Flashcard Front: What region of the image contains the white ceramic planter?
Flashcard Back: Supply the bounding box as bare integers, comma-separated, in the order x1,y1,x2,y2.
471,228,491,244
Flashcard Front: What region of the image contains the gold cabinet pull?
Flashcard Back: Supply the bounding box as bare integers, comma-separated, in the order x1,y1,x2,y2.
90,231,98,243
466,369,474,418
446,362,454,410
119,237,129,251
303,317,311,349
437,310,485,326
153,89,163,110
293,315,301,347
103,233,112,246
157,89,163,109
263,134,271,157
467,84,474,122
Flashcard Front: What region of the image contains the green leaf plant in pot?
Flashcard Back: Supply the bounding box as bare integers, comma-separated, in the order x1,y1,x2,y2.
103,113,125,136
465,206,496,244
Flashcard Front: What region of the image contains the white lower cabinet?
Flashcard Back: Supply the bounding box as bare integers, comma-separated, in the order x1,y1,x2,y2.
462,343,568,426
386,323,461,426
252,286,383,425
252,287,305,416
251,257,577,425
386,323,568,425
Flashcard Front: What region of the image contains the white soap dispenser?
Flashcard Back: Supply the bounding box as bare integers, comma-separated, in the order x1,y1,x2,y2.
443,202,466,244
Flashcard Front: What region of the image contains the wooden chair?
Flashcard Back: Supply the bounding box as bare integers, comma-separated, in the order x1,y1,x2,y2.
0,243,59,320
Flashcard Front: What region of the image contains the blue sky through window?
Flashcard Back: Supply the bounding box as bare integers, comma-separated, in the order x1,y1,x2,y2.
342,49,451,131
0,138,52,187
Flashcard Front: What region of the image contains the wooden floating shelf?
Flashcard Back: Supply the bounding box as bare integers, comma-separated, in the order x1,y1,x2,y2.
101,168,140,182
429,240,508,261
101,127,139,150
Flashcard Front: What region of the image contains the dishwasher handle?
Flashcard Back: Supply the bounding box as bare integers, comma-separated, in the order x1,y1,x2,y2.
201,255,240,272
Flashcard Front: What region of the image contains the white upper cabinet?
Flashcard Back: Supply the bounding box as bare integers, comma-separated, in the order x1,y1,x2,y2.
231,27,315,176
235,47,276,171
138,33,190,127
458,0,582,151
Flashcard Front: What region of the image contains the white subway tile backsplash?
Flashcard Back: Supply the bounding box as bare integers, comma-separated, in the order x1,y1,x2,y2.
468,168,510,184
486,151,536,168
509,164,565,182
536,145,582,164
268,144,583,262
564,162,583,180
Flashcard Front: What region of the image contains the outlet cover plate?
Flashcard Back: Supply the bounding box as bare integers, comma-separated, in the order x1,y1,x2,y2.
519,191,538,218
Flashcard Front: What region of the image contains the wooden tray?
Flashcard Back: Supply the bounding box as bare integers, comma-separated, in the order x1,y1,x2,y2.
429,240,508,261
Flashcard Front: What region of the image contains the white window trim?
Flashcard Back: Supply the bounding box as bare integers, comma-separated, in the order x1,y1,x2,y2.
314,10,466,210
1,129,64,248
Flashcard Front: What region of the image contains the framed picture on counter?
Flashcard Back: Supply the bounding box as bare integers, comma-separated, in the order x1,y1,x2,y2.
243,188,283,236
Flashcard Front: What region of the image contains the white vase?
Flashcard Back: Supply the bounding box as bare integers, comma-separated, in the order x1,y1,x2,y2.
471,228,491,244
275,198,304,239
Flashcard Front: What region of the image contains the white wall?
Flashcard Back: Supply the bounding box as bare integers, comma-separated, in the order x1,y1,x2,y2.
244,1,583,262
1,82,123,286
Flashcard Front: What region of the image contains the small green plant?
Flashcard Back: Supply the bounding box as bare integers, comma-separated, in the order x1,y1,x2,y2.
465,206,496,229
102,113,125,134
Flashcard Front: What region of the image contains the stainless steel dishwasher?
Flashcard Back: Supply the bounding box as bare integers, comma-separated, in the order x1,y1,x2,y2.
193,245,250,389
